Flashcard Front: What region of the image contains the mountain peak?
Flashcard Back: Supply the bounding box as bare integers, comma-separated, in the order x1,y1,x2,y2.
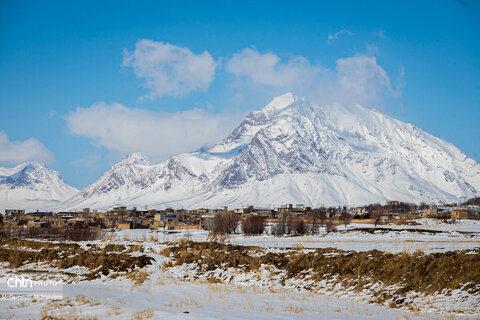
0,162,46,176
57,93,480,210
121,152,152,166
260,92,297,117
0,162,78,210
22,162,47,171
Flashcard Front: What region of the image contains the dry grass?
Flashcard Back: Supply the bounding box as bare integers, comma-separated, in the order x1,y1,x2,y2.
126,244,144,253
131,310,154,320
126,270,150,288
40,298,100,320
282,305,305,314
105,306,122,317
175,296,200,309
0,239,153,279
75,294,101,306
162,241,480,299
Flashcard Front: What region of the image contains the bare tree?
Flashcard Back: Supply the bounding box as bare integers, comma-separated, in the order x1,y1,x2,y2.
285,215,307,234
464,196,480,206
273,215,286,236
294,217,307,234
224,211,240,234
242,215,265,235
206,211,240,234
205,217,217,233
325,218,337,233
419,202,429,210
319,209,326,227
369,204,384,227
286,214,295,234
340,210,352,227
309,208,325,234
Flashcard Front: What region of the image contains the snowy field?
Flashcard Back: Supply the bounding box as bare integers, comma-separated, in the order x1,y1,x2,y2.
3,274,467,320
1,219,479,319
114,219,480,253
1,272,433,320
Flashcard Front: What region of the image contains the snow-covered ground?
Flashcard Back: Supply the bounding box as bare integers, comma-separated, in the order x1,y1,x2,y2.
1,272,433,320
1,257,473,319
114,219,480,254
1,219,479,319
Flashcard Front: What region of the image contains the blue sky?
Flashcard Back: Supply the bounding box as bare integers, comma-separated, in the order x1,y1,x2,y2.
0,0,479,189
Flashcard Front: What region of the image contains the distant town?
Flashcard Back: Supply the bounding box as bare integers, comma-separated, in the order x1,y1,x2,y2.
2,197,480,233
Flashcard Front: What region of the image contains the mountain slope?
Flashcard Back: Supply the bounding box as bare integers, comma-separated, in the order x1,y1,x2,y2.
0,162,79,210
58,93,480,210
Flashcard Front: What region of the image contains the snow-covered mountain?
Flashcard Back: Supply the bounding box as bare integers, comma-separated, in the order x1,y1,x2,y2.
0,162,79,211
58,93,480,210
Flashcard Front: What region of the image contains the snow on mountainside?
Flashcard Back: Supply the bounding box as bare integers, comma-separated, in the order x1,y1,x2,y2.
0,162,79,211
58,93,480,210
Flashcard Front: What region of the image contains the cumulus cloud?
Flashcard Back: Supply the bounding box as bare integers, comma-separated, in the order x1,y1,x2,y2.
226,48,400,107
123,40,217,99
328,29,355,43
65,102,242,161
0,131,55,164
226,47,323,88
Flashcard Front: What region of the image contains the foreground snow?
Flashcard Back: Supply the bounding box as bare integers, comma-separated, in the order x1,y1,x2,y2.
2,273,438,320
1,220,479,319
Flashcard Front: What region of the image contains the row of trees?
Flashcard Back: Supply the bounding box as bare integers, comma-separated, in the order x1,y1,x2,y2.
206,211,348,236
205,212,267,235
206,200,430,236
464,197,480,206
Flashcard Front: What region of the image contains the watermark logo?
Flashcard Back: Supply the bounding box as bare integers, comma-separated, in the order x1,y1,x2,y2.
0,274,63,300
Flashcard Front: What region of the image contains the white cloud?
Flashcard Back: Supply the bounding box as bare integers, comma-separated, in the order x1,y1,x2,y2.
0,131,55,164
226,47,322,88
123,40,217,99
334,54,395,104
226,47,400,107
65,102,242,162
328,29,355,43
